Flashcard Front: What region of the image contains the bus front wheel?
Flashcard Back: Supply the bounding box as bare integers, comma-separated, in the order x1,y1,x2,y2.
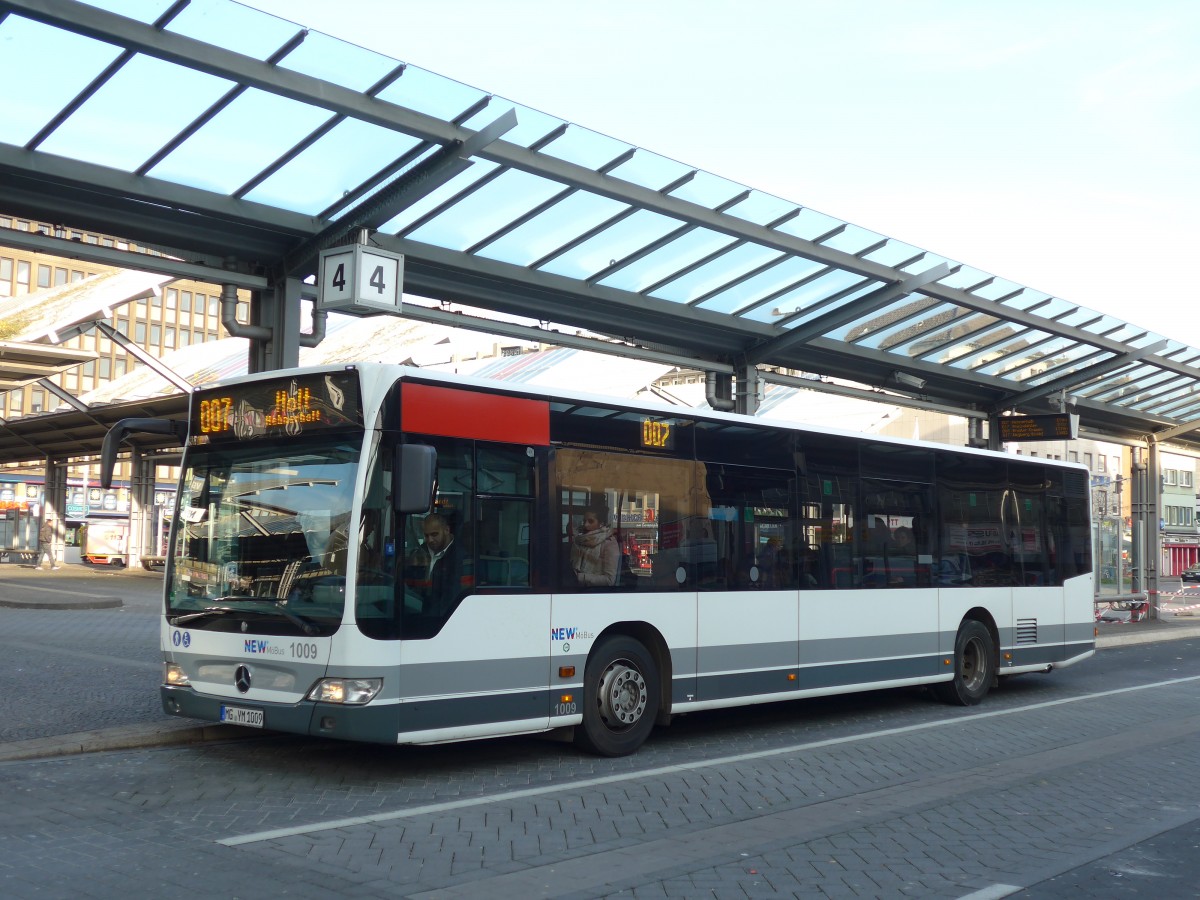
575,635,660,757
932,619,995,706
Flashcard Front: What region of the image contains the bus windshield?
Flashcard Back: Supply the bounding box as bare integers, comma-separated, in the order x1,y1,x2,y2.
167,438,360,636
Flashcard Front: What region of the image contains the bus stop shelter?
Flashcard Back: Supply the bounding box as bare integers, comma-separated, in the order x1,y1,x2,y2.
1,0,1198,598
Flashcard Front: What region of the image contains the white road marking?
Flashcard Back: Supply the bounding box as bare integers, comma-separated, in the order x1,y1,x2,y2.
219,673,1200,847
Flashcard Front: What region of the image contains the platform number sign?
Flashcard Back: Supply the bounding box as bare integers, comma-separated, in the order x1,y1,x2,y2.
318,244,404,316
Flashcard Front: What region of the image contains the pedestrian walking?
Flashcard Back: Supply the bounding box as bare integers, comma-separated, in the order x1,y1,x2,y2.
37,517,60,570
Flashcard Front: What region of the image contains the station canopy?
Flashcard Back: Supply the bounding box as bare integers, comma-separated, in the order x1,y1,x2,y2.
2,0,1199,451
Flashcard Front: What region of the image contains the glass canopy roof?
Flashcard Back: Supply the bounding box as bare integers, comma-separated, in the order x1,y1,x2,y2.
2,0,1199,439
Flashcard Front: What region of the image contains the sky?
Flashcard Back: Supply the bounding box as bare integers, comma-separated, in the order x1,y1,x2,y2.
246,0,1200,345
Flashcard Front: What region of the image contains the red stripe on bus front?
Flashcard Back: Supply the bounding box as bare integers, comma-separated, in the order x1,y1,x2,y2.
402,383,550,445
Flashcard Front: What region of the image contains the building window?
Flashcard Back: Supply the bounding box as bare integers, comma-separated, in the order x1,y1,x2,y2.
1069,451,1078,463
1097,455,1107,473
1084,453,1093,470
1182,471,1194,488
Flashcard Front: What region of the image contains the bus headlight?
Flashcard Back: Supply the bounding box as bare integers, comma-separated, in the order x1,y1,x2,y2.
164,662,190,687
307,678,382,705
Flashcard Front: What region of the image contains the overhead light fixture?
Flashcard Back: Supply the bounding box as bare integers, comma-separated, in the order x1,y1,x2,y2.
891,371,926,390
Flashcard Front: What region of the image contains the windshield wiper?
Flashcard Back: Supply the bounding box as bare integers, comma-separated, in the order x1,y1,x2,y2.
170,600,321,636
170,606,237,626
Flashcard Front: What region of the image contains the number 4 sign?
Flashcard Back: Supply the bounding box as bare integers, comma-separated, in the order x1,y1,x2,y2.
317,244,404,316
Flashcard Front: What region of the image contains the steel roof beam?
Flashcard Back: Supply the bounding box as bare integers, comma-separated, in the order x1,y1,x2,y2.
137,27,309,177
283,108,517,275
0,150,313,262
399,303,735,374
93,321,193,394
25,1,188,150
744,263,951,365
1142,388,1200,417
990,340,1168,413
238,62,409,201
36,377,88,413
845,297,947,348
5,0,1168,374
1105,374,1190,407
0,227,270,290
377,235,756,354
758,368,988,420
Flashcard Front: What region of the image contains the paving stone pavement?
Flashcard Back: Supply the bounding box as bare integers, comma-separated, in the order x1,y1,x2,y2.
4,646,1200,898
5,565,1200,898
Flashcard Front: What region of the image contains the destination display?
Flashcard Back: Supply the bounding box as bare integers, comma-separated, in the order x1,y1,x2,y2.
189,372,362,444
640,418,676,451
996,413,1079,442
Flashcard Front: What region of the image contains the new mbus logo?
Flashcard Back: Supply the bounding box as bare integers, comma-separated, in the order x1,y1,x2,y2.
551,627,594,641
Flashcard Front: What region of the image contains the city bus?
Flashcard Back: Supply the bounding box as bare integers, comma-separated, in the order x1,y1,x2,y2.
102,363,1095,756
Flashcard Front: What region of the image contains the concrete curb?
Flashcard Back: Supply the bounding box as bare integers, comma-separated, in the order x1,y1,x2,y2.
0,594,122,610
0,721,261,763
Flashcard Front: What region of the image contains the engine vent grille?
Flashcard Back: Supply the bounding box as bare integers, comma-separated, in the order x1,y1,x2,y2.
1016,618,1038,645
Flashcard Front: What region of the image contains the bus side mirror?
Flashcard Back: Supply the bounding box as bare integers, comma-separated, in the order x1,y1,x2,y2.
100,418,186,489
394,444,437,514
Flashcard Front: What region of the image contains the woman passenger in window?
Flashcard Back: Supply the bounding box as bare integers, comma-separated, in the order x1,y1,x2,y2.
571,504,620,586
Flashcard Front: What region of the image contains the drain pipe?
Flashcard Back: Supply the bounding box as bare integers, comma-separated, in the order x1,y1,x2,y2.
299,304,327,349
705,371,736,411
220,283,272,341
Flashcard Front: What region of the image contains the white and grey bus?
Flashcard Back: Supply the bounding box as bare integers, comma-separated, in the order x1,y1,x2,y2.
103,363,1095,756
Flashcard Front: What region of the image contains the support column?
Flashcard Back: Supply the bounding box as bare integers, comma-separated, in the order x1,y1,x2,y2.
1145,441,1161,610
127,449,154,570
248,277,303,374
734,364,761,416
42,459,66,558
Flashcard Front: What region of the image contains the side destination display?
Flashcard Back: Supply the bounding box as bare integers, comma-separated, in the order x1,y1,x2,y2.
190,371,362,444
996,413,1079,442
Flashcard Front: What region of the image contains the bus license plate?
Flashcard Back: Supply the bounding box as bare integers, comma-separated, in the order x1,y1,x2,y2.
220,705,264,728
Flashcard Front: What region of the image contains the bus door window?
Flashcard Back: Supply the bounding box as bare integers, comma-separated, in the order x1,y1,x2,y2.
475,443,536,589
1045,468,1091,582
936,453,1014,587
1011,463,1055,586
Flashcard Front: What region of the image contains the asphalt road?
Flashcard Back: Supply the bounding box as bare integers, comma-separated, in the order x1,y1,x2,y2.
4,563,1200,898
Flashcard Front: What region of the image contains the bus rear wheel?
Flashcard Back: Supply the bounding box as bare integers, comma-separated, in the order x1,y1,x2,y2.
575,635,659,757
932,619,995,706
